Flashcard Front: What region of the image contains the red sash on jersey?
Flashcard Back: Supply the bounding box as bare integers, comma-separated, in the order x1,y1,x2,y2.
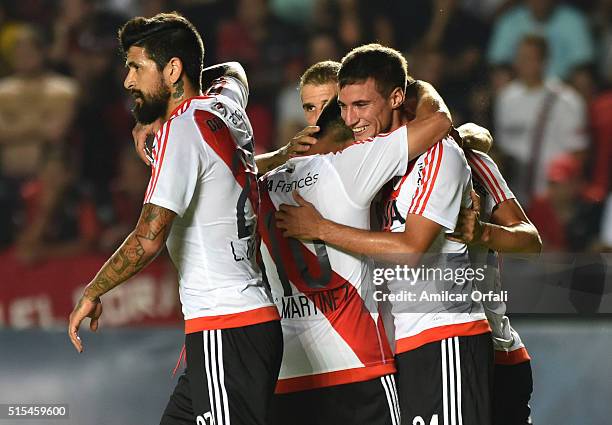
259,187,395,392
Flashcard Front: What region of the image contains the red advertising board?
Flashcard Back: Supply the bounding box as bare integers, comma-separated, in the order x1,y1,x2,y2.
0,249,182,328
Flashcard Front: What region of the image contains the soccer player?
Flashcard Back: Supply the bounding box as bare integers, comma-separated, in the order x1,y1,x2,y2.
67,13,282,425
449,141,541,425
261,89,451,425
276,44,494,425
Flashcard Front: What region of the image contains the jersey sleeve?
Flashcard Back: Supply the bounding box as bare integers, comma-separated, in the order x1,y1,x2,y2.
144,117,205,216
205,76,249,110
466,149,515,207
328,125,409,207
407,141,470,231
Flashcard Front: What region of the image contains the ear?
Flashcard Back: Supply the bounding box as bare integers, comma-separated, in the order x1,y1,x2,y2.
164,57,184,86
389,87,405,110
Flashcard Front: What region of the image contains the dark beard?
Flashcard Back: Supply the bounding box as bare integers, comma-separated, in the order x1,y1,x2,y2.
131,83,171,124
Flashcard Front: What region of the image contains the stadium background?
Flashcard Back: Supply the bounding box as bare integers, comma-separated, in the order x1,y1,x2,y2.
0,0,611,424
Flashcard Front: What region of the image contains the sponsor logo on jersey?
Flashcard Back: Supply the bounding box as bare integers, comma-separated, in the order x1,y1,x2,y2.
266,173,319,193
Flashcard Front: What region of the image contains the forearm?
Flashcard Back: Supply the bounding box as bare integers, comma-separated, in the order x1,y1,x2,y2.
83,231,163,300
479,222,542,254
318,220,423,264
83,203,174,300
414,80,452,123
255,148,287,175
202,62,247,91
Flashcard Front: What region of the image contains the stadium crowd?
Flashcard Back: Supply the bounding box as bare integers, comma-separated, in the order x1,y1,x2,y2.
0,0,611,264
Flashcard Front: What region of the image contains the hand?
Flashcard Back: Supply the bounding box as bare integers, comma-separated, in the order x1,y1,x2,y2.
68,295,103,353
457,122,492,153
275,192,325,240
132,119,163,166
447,190,484,244
281,126,319,158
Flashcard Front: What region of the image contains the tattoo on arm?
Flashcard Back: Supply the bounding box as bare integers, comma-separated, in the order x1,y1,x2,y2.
84,204,176,300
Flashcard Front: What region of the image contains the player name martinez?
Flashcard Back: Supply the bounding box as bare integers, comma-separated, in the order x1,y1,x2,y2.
266,172,319,193
374,289,509,303
277,283,350,319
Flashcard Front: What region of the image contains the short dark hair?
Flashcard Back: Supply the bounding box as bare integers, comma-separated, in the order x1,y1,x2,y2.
316,96,353,144
338,43,412,97
519,34,548,60
300,61,341,89
118,12,204,91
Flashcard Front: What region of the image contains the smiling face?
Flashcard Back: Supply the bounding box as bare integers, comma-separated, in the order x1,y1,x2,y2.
337,78,395,140
123,46,171,124
301,82,338,126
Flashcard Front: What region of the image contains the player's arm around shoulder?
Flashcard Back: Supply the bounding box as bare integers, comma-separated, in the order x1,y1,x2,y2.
68,203,176,353
202,61,248,92
448,150,542,254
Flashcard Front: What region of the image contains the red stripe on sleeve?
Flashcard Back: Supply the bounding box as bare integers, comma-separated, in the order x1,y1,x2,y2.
145,122,171,203
417,142,444,214
467,151,502,204
472,153,508,203
408,143,438,214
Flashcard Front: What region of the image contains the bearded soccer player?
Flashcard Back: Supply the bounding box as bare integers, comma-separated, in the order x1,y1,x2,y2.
449,138,541,425
277,44,494,425
67,13,282,425
261,87,451,424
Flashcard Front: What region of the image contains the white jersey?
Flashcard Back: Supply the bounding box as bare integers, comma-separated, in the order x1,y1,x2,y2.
494,79,588,201
259,126,410,393
380,137,490,355
465,149,530,364
144,76,279,333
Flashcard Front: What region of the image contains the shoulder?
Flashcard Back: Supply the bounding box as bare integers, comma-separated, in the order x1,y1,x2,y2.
547,80,585,110
465,149,501,179
411,138,467,175
555,5,588,24
158,110,204,150
42,74,78,98
0,76,21,94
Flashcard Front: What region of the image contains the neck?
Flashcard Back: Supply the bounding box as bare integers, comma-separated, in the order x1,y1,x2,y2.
390,108,406,131
163,81,200,121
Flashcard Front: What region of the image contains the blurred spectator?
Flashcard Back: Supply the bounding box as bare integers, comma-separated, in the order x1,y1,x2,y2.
98,146,149,253
216,0,305,151
461,0,515,21
307,32,340,65
63,9,132,202
0,24,77,180
582,0,612,82
0,24,77,247
569,65,612,204
15,148,98,264
175,0,233,65
488,0,595,79
270,0,315,27
48,0,97,72
528,154,598,251
216,0,303,97
494,35,588,205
